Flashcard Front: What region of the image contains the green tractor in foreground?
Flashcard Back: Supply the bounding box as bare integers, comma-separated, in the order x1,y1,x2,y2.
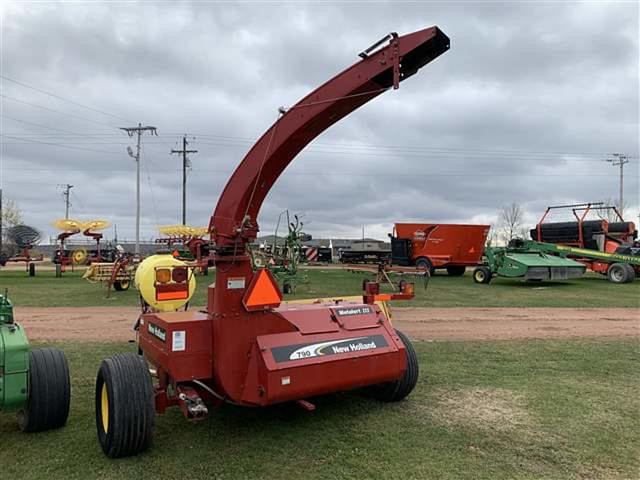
0,291,70,432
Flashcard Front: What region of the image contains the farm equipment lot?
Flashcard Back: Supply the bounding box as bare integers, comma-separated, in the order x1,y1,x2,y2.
1,268,639,308
2,339,638,480
1,269,638,479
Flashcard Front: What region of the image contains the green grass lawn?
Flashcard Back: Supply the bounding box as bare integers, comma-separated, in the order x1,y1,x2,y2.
1,268,638,308
1,338,638,479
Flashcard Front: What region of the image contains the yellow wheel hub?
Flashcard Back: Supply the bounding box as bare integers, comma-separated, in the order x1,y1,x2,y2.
72,249,87,264
101,383,109,433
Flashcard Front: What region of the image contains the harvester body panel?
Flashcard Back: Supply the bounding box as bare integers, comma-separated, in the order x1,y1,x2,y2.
139,301,406,406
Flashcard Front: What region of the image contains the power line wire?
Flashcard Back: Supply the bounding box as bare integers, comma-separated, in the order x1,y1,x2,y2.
1,166,624,177
1,114,117,136
1,135,122,155
172,132,639,159
1,114,92,135
3,137,635,163
1,74,133,122
3,127,636,161
6,128,634,159
1,94,120,129
141,144,160,228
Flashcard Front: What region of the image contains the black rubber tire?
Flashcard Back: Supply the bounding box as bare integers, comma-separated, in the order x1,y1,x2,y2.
113,280,130,291
415,258,434,276
366,329,419,402
18,348,71,432
95,353,155,458
55,263,62,278
473,266,492,284
446,265,466,276
622,263,636,283
282,282,292,294
607,263,632,284
28,263,36,277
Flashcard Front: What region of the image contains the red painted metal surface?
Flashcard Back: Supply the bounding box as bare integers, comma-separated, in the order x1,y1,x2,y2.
142,26,450,412
394,223,490,267
139,311,212,382
209,27,450,246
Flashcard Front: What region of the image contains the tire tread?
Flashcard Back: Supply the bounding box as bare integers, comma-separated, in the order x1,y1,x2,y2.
96,353,154,458
19,347,70,432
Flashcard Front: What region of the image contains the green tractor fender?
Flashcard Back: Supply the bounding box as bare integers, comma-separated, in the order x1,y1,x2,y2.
0,318,30,411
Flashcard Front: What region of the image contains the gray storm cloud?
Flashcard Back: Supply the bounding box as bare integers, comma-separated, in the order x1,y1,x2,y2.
1,1,638,242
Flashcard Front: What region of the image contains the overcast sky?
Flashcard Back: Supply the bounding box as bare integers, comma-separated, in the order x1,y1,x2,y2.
1,1,638,244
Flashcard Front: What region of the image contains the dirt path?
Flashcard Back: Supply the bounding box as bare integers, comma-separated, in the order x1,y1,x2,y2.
392,307,639,341
14,306,639,342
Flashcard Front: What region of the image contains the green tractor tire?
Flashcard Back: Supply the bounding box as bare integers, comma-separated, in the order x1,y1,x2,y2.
18,348,71,432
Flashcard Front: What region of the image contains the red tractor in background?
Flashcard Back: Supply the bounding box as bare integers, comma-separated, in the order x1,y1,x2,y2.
390,223,490,275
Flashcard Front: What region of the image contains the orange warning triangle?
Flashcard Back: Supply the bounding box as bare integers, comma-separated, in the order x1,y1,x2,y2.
242,268,283,311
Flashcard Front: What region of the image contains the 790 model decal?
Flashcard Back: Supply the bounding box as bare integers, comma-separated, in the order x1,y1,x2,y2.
271,334,388,363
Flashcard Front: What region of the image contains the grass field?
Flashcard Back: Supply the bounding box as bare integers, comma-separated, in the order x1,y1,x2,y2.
1,268,638,308
1,338,638,480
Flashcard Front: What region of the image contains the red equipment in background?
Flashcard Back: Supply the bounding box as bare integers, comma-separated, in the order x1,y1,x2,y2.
533,203,636,248
82,224,105,263
95,26,450,458
531,203,638,276
155,225,212,273
391,223,490,275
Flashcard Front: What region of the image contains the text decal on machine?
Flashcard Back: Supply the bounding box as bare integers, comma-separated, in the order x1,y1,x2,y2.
148,322,166,342
271,334,388,363
334,306,373,316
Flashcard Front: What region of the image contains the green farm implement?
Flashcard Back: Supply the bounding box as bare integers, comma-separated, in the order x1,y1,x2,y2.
0,291,70,432
473,239,586,284
474,239,640,284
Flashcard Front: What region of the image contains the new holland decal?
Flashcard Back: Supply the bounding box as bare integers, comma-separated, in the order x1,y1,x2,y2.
271,334,388,363
147,322,166,342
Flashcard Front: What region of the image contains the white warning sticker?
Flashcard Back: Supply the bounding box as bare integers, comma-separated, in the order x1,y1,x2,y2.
227,277,245,289
172,330,186,352
281,376,291,385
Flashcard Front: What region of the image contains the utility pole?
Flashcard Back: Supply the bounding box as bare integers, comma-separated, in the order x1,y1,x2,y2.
0,188,3,255
171,135,197,226
120,123,157,256
605,153,629,216
58,184,73,219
